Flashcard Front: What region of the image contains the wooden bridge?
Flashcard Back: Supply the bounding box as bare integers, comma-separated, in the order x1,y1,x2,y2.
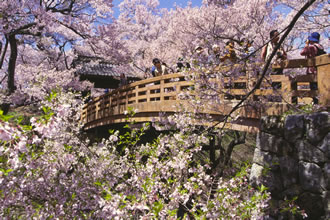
81,55,329,133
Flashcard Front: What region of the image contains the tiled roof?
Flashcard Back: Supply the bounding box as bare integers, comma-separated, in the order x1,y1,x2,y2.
73,55,140,80
77,62,120,77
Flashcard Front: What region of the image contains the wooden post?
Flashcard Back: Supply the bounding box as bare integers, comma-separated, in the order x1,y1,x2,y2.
316,55,330,107
160,78,164,101
117,91,120,114
109,93,112,115
95,102,100,120
135,85,139,104
125,89,128,106
146,84,150,102
281,76,293,104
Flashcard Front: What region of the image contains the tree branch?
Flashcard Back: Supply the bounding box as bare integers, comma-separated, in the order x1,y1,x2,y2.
209,0,318,132
7,34,18,94
11,22,38,35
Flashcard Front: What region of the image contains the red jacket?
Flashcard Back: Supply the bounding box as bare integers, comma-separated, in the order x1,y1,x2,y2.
300,43,324,74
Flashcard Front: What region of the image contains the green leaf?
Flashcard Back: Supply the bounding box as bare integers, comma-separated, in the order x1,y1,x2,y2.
42,106,49,114
0,110,14,122
94,181,102,187
3,169,14,176
104,192,112,201
167,209,178,217
22,125,33,131
64,144,73,152
258,184,268,192
152,201,163,216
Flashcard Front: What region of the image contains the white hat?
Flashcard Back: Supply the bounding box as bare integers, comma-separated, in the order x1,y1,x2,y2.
194,45,203,51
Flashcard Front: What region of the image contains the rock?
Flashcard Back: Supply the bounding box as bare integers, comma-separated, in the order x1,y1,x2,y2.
279,156,298,188
249,163,264,187
258,132,292,155
284,114,305,143
253,113,330,220
298,192,325,220
266,171,284,197
278,184,302,199
296,140,326,163
305,112,330,144
261,115,283,135
323,191,330,220
324,163,330,190
317,133,330,159
249,162,283,196
252,148,280,171
299,161,323,193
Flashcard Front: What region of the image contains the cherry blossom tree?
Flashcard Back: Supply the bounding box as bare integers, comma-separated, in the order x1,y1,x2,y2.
0,0,115,95
0,0,327,218
111,0,328,181
115,0,328,74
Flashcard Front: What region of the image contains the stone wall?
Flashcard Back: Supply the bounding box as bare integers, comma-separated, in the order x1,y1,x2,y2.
250,112,329,219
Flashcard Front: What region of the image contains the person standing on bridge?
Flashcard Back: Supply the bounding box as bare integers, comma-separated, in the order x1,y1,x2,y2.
300,32,325,75
300,32,325,104
120,73,127,86
151,58,168,77
261,30,287,75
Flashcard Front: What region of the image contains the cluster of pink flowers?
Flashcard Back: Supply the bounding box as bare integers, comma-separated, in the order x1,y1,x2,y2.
0,0,323,218
0,90,272,218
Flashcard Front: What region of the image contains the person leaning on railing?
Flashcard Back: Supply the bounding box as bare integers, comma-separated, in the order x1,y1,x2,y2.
300,32,326,104
151,58,169,77
300,32,326,75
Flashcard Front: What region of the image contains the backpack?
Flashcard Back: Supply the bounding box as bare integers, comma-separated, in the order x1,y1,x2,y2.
315,45,326,56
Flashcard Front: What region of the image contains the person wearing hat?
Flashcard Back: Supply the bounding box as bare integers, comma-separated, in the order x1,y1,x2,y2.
300,32,325,74
300,32,325,104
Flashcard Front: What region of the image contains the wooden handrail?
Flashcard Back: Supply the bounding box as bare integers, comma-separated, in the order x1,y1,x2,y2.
81,54,329,132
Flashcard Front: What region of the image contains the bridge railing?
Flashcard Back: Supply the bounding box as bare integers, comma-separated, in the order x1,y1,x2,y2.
82,73,191,126
81,54,329,131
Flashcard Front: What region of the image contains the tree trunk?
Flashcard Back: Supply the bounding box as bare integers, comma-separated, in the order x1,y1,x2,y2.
8,34,17,95
0,36,8,69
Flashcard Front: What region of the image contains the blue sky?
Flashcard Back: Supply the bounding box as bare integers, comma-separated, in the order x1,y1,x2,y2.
112,0,203,17
157,0,202,9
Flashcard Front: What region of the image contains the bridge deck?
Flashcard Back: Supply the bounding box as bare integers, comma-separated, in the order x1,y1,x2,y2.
81,55,329,133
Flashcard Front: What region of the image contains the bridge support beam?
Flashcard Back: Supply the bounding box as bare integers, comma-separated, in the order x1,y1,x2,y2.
316,55,330,107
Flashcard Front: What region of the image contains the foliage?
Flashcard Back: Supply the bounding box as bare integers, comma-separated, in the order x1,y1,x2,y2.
0,0,325,219
0,91,273,219
280,196,308,219
281,102,316,121
114,0,328,75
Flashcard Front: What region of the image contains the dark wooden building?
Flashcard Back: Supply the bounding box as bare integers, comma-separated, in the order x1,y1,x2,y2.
73,55,142,89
